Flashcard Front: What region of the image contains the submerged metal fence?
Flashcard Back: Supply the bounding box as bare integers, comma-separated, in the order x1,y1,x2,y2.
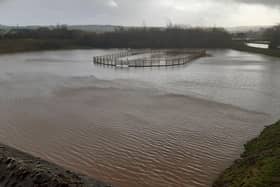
93,49,206,68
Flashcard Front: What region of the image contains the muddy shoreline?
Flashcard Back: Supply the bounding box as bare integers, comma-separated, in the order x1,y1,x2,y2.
0,143,111,187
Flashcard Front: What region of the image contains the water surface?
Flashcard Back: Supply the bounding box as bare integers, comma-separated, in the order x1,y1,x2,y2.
246,43,269,49
0,49,279,187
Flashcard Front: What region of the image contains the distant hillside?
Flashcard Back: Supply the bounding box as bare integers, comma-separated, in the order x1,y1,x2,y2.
0,24,164,33
1,24,275,34
0,24,123,33
68,25,121,33
226,25,271,33
0,24,10,30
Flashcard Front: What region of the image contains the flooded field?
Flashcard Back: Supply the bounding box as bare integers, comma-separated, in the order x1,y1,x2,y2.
0,49,279,186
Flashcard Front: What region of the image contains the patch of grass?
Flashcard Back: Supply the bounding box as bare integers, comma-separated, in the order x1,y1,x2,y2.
213,121,280,187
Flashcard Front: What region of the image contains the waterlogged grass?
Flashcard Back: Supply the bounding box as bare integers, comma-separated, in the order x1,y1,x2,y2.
213,121,280,187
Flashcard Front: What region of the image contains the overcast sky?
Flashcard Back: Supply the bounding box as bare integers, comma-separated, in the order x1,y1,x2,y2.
0,0,279,27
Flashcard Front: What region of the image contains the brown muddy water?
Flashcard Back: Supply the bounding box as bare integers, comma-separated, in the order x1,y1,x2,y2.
0,49,280,187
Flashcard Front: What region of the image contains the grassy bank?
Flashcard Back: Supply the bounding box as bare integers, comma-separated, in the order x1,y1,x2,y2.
232,42,280,58
213,121,280,187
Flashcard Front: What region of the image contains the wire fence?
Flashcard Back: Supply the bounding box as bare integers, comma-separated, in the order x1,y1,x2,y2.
93,49,206,67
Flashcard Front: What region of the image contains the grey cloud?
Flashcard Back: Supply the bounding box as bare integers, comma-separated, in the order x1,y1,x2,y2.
232,0,280,6
0,0,278,26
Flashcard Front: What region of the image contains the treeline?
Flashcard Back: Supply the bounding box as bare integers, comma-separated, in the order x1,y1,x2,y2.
80,27,231,48
0,26,232,49
264,25,280,49
0,26,86,52
1,26,81,40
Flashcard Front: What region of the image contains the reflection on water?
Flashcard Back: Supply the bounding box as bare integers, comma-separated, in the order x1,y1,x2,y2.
246,43,269,49
0,49,279,186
